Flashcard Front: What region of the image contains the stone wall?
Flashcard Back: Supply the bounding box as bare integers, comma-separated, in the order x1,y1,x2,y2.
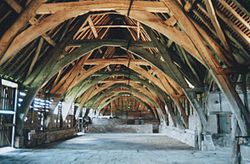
207,92,250,114
159,126,197,147
91,118,127,125
88,124,153,133
206,92,241,147
88,118,155,133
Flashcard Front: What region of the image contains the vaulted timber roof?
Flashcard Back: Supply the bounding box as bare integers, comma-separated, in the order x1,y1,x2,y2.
0,0,249,134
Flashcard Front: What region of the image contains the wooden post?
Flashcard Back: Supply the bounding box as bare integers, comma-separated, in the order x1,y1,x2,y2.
16,87,38,136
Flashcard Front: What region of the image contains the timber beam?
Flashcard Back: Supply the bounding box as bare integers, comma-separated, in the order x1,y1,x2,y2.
98,94,158,120
162,0,250,135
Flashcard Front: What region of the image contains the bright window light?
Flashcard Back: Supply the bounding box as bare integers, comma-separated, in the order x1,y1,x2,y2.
185,78,195,89
1,79,18,88
19,92,26,96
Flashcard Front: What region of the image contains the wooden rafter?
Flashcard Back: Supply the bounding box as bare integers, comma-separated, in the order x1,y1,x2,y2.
36,1,170,14
4,0,22,13
0,0,249,136
162,0,250,135
0,3,200,66
205,0,229,50
27,38,44,76
0,0,44,62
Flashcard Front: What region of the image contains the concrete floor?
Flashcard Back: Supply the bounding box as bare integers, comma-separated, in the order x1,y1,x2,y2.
0,133,231,164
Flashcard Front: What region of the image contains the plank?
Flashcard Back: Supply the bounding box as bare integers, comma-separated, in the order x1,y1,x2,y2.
205,0,229,50
27,38,44,76
4,0,22,13
87,17,98,38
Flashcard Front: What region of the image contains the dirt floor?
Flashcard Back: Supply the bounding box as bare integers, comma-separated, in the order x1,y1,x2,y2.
0,133,231,164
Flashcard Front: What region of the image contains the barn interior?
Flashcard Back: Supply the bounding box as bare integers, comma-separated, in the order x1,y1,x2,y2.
0,0,249,163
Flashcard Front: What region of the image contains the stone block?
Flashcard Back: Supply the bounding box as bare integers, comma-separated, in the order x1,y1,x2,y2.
207,115,218,134
14,136,24,148
201,134,215,151
241,144,250,164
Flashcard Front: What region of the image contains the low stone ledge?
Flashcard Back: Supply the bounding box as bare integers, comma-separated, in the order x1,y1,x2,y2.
159,126,197,147
27,128,76,147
